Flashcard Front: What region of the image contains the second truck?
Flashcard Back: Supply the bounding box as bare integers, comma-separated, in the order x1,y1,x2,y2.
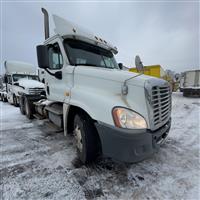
20,8,172,164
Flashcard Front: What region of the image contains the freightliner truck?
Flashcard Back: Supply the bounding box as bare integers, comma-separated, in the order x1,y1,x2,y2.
21,8,172,164
3,61,45,108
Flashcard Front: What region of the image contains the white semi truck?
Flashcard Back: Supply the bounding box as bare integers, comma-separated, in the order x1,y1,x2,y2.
20,8,172,164
3,61,45,107
0,76,7,102
181,70,200,97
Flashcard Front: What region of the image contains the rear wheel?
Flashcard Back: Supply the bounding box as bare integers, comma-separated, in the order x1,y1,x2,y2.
24,97,34,119
73,112,100,164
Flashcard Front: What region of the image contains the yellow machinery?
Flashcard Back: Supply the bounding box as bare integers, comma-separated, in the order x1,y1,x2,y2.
129,64,179,92
129,65,166,79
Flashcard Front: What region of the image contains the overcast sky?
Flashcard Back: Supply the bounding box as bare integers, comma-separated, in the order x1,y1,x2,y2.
0,1,199,73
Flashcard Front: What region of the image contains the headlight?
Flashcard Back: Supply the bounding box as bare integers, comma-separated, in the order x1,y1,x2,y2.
112,107,147,129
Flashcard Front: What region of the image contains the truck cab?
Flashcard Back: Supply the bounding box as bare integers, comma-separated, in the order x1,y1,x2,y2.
29,9,172,164
4,61,45,106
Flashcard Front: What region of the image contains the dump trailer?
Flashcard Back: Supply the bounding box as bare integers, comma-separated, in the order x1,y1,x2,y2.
21,8,172,164
4,61,45,106
182,70,200,97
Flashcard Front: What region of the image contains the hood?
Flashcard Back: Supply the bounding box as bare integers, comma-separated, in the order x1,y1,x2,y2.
18,79,45,89
74,66,158,87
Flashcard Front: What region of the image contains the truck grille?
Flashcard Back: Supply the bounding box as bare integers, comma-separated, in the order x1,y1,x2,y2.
145,79,171,131
29,88,44,95
152,85,171,127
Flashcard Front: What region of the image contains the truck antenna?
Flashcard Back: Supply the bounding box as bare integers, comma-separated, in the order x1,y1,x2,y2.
41,8,50,40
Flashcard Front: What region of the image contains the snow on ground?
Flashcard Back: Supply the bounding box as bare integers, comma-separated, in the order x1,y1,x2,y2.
0,93,199,200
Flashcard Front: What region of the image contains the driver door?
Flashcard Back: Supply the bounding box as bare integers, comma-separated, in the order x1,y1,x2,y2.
45,38,74,103
45,40,64,102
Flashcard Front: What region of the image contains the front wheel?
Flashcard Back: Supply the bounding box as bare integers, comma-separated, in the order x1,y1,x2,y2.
2,95,7,102
73,112,100,164
13,95,18,107
19,96,25,115
24,97,34,119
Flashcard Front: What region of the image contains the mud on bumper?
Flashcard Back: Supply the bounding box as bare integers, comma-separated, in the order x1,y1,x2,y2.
95,118,171,163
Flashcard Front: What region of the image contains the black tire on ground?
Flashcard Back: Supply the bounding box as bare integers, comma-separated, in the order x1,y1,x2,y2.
13,95,18,107
73,112,100,164
19,96,25,115
24,97,34,119
2,96,7,102
0,95,2,101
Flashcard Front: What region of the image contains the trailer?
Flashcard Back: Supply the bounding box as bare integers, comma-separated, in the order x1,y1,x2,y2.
21,8,172,164
182,70,200,97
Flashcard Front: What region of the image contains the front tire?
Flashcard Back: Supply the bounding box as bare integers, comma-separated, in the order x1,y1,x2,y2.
2,95,7,102
19,96,25,115
73,112,100,164
24,97,34,119
13,95,18,107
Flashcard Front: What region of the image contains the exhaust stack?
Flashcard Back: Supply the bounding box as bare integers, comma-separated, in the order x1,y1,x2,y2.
41,8,50,40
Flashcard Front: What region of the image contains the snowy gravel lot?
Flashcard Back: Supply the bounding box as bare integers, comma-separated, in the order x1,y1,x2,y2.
0,93,199,200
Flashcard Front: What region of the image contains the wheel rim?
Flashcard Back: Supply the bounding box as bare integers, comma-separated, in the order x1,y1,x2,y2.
74,125,83,152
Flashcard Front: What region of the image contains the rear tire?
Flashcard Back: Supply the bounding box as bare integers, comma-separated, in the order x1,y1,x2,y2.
73,112,100,164
24,97,34,119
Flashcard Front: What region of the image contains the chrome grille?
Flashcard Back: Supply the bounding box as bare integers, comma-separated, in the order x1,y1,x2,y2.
145,79,171,131
29,88,44,95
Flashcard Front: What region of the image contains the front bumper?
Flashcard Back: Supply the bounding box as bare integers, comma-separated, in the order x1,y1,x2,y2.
95,118,171,163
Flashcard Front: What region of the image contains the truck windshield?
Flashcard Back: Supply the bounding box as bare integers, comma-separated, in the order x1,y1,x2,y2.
28,75,38,80
64,39,119,69
12,74,38,82
13,74,27,82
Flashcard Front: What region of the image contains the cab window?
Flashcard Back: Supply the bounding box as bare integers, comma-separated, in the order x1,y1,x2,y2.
48,43,63,70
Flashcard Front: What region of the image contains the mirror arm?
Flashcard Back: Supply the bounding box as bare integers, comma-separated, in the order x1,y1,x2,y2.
44,68,62,80
44,68,55,76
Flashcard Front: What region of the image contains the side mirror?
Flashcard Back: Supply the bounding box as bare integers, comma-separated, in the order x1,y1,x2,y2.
36,45,49,69
55,71,62,80
118,63,123,70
